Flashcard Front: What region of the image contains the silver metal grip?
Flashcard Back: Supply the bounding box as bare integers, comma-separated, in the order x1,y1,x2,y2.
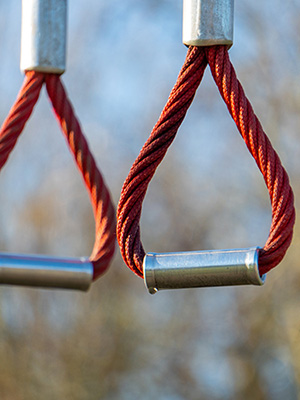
20,0,67,73
143,248,265,294
183,0,234,47
0,253,93,291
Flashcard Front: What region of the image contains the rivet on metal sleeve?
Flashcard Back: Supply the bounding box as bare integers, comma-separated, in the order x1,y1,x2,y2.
0,253,93,291
20,0,67,74
143,248,266,294
182,0,234,47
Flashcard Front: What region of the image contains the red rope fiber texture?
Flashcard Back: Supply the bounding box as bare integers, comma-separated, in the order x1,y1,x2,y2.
0,70,116,280
117,45,295,278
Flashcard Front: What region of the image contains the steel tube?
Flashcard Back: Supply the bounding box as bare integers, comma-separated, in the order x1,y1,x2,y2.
143,248,265,294
20,0,67,73
183,0,234,47
0,253,93,291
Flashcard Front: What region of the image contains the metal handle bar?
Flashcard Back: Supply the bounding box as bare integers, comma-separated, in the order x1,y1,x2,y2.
0,253,93,291
144,248,265,294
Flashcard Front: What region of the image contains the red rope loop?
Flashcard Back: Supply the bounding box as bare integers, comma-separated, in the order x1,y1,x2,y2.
0,71,44,169
0,71,116,280
117,45,295,277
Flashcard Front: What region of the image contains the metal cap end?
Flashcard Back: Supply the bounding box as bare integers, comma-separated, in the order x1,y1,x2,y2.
143,254,158,294
183,39,233,47
22,65,65,75
246,248,266,286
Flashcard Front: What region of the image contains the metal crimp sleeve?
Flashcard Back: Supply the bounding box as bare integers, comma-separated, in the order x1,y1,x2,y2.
183,0,234,47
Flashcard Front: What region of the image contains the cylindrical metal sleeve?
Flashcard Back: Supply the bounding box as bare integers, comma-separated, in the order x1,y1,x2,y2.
0,253,93,291
20,0,67,73
183,0,234,47
143,248,265,294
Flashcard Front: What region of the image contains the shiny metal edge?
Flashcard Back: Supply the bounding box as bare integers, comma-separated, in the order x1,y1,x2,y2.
143,254,158,295
246,248,266,286
183,39,233,47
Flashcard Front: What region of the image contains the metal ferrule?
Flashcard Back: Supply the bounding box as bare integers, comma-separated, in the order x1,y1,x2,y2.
143,248,265,294
20,0,67,73
0,253,93,291
182,0,234,47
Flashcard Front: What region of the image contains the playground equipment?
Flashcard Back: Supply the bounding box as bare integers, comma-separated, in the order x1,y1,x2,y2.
0,0,295,293
116,0,295,293
0,0,116,290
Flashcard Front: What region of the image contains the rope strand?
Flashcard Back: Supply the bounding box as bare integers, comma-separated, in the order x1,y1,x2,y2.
205,46,295,274
45,74,116,278
0,71,44,169
117,47,208,277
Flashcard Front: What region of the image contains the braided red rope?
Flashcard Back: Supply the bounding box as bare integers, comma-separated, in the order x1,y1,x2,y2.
0,71,44,169
117,45,295,278
205,46,295,274
45,74,115,278
0,71,116,280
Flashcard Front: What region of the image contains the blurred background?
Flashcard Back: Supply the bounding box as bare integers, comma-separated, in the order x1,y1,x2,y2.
0,0,299,399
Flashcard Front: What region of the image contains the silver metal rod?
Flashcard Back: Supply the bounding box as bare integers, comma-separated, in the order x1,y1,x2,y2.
183,0,234,47
20,0,67,73
0,253,93,291
143,248,265,294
